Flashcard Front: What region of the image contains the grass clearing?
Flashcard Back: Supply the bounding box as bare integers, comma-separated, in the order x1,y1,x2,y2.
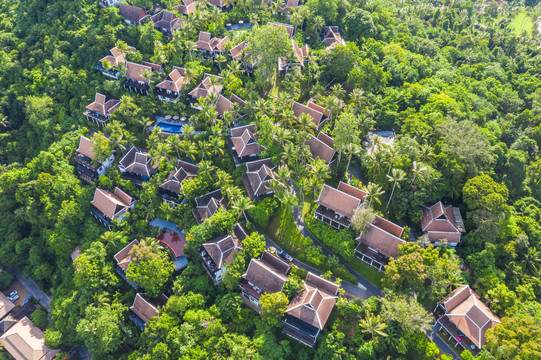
266,206,311,258
509,10,534,35
347,258,384,288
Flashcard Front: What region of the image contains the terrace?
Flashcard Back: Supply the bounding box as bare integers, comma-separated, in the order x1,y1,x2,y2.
314,204,351,229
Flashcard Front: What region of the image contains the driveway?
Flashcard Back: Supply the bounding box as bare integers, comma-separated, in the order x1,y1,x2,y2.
291,207,382,298
5,266,51,312
249,217,377,299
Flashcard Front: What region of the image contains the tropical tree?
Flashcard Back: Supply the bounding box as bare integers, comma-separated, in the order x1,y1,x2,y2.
365,182,385,208
232,196,254,223
410,161,428,187
385,168,406,211
359,312,388,339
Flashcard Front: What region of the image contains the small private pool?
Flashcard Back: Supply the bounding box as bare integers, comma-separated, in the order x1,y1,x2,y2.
150,115,196,135
226,22,252,35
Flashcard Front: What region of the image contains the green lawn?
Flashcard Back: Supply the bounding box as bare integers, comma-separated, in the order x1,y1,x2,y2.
509,10,534,35
267,206,311,258
229,28,252,36
347,258,384,288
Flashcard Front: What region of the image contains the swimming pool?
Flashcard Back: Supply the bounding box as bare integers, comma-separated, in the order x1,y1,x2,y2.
156,122,185,134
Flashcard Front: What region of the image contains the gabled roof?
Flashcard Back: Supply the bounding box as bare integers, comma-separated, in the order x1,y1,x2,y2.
99,45,136,67
207,0,230,8
291,39,309,64
114,239,140,272
0,317,60,360
119,3,149,24
306,132,335,164
160,160,200,195
215,94,232,116
323,26,345,47
421,202,464,240
231,124,264,158
194,189,228,222
286,272,339,330
261,250,291,275
91,187,134,221
130,293,168,324
292,101,327,128
125,62,152,83
245,158,277,197
315,182,365,219
268,22,294,38
229,42,259,66
174,0,196,15
156,66,187,93
119,147,159,177
243,252,289,295
203,223,247,268
151,10,184,32
86,93,121,116
282,0,299,13
0,292,15,320
230,93,247,107
196,32,229,52
439,285,500,348
188,73,223,99
356,215,405,259
76,136,98,160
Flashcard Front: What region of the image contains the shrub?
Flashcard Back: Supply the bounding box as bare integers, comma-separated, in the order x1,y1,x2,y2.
247,197,279,229
31,308,49,328
0,268,14,290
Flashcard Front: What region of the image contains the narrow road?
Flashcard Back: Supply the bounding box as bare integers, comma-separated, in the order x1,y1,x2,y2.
5,265,51,312
430,324,461,360
249,216,378,299
291,207,382,298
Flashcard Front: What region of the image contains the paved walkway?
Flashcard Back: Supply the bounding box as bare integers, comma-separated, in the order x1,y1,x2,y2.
291,207,382,298
5,265,51,312
249,216,378,299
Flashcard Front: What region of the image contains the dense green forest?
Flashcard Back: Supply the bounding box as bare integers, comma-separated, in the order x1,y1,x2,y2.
0,0,541,359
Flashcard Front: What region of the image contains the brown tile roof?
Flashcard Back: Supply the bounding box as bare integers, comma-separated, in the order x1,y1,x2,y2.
356,215,405,259
317,132,334,148
0,292,15,320
151,10,185,32
439,285,500,348
229,41,246,61
125,62,152,83
261,251,291,275
119,147,159,177
231,124,264,158
215,94,232,116
268,22,294,38
193,189,228,222
0,317,60,360
286,273,339,330
291,39,309,64
130,293,168,324
156,66,187,92
160,160,200,195
426,231,462,243
212,36,230,52
315,183,364,219
99,46,136,67
196,32,229,52
323,26,345,47
114,239,140,272
203,223,246,268
91,187,134,221
142,61,163,73
174,0,196,15
188,73,223,99
86,93,121,116
421,202,462,234
282,0,299,13
306,133,335,164
230,93,247,107
292,101,326,128
372,215,403,237
244,158,277,197
305,272,340,296
243,256,288,296
76,136,97,160
119,3,149,24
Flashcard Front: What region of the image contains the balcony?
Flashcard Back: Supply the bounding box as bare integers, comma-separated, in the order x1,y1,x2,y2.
314,205,351,229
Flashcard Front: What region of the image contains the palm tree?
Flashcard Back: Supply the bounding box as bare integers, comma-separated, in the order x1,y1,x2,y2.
385,147,400,175
419,143,435,164
365,182,385,208
216,170,233,189
385,168,406,211
359,313,388,339
307,158,330,198
522,248,541,275
185,40,197,62
215,54,227,72
139,237,165,255
344,143,362,183
208,136,225,159
101,231,124,248
410,161,427,187
296,113,317,134
232,196,254,222
366,151,385,180
310,16,325,36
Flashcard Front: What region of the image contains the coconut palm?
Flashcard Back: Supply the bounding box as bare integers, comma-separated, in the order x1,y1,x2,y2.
410,161,428,187
296,113,317,134
522,248,541,275
365,182,385,208
232,196,254,222
344,143,362,183
185,40,197,62
366,151,385,180
359,312,388,339
385,168,406,211
385,147,400,175
307,158,330,198
208,136,225,159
